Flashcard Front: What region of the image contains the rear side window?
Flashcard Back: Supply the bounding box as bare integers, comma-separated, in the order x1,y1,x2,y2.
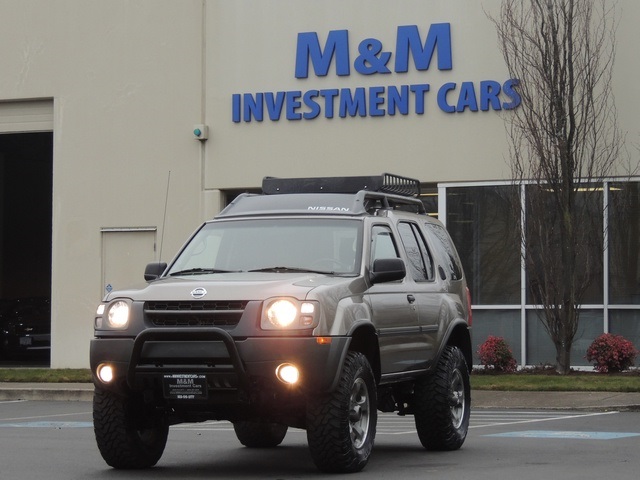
398,222,434,281
426,223,463,280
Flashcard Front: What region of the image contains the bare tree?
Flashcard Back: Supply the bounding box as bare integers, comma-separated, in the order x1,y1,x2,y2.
489,0,623,374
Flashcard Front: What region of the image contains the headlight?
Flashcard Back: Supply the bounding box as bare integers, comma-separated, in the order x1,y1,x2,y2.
261,298,318,330
106,301,130,329
267,299,298,327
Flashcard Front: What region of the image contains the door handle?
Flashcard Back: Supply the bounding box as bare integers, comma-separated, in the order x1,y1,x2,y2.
407,294,416,304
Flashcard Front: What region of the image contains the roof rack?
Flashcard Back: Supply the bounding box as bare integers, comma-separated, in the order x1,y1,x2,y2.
356,191,427,215
262,173,421,197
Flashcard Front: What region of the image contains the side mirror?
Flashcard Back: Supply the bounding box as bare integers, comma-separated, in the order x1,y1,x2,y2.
369,258,406,284
144,262,167,281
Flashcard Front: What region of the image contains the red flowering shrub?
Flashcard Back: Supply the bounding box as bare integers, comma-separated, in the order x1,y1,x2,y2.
585,333,638,373
477,336,518,373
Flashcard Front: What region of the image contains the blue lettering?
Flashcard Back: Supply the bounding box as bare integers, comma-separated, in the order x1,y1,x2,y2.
456,82,478,112
480,80,502,111
410,83,430,114
265,91,286,120
286,91,302,120
369,86,386,116
339,88,367,117
232,94,241,123
320,89,339,118
295,30,350,78
388,85,409,115
502,78,521,110
395,24,452,73
243,93,263,122
354,39,392,75
437,83,456,113
303,90,321,119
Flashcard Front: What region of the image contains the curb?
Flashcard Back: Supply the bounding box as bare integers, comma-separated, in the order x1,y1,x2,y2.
0,384,93,402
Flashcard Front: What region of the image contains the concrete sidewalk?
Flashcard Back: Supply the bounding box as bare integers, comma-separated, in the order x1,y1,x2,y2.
1,383,639,411
471,390,640,411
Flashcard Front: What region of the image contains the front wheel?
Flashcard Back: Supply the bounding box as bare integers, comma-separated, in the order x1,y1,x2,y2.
93,388,168,469
414,346,470,450
306,351,377,473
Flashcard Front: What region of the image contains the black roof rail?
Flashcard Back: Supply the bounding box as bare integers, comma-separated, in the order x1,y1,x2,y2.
262,173,421,197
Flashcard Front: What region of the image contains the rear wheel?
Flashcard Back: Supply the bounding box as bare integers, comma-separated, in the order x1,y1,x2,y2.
306,351,377,473
93,388,168,469
233,421,288,447
414,346,470,450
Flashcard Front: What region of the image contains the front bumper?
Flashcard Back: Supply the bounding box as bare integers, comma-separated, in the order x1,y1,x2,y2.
90,327,350,398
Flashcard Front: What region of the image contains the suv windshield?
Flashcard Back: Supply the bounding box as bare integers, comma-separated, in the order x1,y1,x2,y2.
167,218,363,276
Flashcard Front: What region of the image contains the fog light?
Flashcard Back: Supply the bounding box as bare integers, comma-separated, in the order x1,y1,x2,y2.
276,363,300,385
97,364,114,383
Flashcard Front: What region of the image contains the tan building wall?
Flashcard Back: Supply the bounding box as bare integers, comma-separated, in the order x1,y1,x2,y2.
0,0,637,367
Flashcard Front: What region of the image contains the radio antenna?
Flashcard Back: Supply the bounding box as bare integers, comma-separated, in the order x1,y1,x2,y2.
159,170,171,262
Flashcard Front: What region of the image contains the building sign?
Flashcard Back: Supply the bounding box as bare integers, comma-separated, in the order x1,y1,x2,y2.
232,23,520,123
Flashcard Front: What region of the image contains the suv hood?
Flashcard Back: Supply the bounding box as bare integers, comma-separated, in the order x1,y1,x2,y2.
103,272,354,302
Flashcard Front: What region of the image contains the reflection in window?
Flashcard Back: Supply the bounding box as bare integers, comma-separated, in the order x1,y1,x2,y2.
525,185,603,305
427,223,463,281
609,309,640,348
526,309,602,366
446,186,520,305
609,183,640,304
398,222,433,281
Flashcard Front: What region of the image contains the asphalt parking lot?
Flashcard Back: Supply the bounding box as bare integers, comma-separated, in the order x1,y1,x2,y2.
0,400,638,480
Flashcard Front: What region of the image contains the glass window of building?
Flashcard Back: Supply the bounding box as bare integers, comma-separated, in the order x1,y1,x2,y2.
446,185,520,305
524,184,604,305
608,182,640,304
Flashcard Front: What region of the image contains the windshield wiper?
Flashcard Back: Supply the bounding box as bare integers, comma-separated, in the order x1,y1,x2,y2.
169,268,240,276
248,266,333,275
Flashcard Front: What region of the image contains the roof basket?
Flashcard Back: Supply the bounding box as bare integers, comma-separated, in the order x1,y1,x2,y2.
262,173,421,197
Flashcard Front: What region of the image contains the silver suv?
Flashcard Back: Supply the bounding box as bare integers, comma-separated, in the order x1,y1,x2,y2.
90,173,472,473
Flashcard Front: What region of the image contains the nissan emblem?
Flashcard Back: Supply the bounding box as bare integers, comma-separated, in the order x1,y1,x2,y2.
190,287,207,299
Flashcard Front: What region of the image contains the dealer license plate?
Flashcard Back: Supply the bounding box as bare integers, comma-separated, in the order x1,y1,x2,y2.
163,374,208,400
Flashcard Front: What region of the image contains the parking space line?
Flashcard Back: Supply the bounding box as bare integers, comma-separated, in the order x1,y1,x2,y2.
470,410,619,429
486,430,640,440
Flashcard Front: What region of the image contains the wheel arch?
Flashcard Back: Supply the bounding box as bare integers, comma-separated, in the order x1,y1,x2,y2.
440,320,472,370
346,323,381,384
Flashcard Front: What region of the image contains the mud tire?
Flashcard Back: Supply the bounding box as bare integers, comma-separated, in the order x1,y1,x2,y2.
414,346,470,450
306,351,377,473
93,388,168,469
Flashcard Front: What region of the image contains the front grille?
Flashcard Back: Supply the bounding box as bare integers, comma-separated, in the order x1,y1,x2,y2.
144,301,248,327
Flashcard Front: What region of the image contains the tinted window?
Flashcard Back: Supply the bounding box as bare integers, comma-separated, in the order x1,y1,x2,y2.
445,185,519,303
398,222,434,281
608,182,639,304
427,223,463,281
